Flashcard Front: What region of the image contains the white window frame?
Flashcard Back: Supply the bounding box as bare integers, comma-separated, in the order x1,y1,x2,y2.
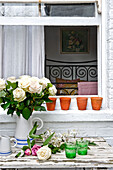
0,0,107,110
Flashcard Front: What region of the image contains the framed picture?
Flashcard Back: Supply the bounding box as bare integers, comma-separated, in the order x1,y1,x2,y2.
60,28,90,54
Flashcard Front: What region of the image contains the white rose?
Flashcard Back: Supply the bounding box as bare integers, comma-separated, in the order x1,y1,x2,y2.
49,85,57,96
39,77,51,89
28,79,42,94
0,78,5,91
19,75,31,79
30,77,40,82
37,146,51,161
13,88,26,102
18,78,30,91
7,76,17,83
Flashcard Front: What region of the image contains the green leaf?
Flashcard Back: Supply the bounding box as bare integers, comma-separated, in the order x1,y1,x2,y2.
40,106,46,111
22,146,30,151
31,140,35,147
17,103,25,110
44,98,53,103
7,81,18,90
15,152,21,158
88,141,97,146
29,122,42,139
22,107,31,120
0,98,3,104
26,99,31,106
7,108,15,115
43,132,55,146
60,143,65,150
34,106,46,111
34,106,42,111
1,102,10,110
0,90,6,97
11,82,18,89
29,122,38,136
27,138,31,150
48,83,53,88
16,110,21,117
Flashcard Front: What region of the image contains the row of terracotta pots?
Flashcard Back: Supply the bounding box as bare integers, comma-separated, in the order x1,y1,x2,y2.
46,97,103,111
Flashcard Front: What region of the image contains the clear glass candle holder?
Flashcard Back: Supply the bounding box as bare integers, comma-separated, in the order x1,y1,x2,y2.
77,140,88,155
65,142,76,159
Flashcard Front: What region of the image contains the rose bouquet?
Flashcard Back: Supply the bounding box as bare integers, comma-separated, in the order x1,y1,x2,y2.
0,75,57,120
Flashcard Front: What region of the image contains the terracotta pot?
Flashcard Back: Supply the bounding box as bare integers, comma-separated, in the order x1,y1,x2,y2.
46,98,57,111
76,97,88,110
60,97,71,110
91,97,103,110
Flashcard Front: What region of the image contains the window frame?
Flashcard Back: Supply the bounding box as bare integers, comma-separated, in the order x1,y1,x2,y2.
0,0,107,110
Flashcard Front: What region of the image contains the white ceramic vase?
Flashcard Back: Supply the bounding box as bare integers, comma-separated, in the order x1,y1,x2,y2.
15,115,43,148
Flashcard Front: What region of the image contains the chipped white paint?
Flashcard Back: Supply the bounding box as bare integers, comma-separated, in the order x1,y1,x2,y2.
0,137,113,169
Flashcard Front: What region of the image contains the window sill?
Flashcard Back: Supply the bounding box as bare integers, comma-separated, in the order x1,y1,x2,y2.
0,109,113,123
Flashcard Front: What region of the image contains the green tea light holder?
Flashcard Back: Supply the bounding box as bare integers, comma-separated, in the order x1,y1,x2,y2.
65,142,76,159
77,140,88,155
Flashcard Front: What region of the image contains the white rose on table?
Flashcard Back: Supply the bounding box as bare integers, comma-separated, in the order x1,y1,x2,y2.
37,145,51,161
49,85,57,96
0,78,5,91
39,77,51,89
18,78,31,91
13,88,26,102
7,76,17,83
28,78,42,94
19,75,31,79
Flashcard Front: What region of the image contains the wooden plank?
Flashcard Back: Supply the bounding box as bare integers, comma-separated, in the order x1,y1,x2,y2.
0,138,113,168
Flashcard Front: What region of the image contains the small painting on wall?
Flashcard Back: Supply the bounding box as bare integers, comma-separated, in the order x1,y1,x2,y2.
60,28,89,54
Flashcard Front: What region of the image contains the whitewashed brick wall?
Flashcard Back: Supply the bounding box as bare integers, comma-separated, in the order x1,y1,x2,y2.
108,0,113,109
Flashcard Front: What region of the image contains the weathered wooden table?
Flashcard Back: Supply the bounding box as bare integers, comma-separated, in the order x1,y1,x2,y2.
0,137,113,169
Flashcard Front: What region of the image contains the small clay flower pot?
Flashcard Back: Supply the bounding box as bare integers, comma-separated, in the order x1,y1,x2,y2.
76,97,88,110
60,97,71,110
91,97,103,110
46,98,57,111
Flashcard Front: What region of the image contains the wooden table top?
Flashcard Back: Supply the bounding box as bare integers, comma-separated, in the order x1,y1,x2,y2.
0,137,113,169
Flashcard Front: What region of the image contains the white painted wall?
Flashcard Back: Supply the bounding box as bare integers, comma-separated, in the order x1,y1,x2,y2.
45,26,97,63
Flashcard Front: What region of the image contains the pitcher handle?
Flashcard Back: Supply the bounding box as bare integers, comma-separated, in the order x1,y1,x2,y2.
32,117,43,130
10,138,17,148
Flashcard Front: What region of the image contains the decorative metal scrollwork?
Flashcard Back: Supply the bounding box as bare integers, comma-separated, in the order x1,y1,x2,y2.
88,67,97,78
50,67,60,78
47,65,97,81
77,66,87,78
62,67,72,78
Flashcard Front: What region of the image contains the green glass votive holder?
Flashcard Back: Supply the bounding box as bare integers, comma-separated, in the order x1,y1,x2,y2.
77,140,88,155
65,142,76,159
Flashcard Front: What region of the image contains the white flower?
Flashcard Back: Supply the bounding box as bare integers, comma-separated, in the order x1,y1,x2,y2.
7,76,17,83
28,78,42,94
0,78,5,91
13,88,26,102
30,77,40,82
18,78,31,91
39,77,51,89
19,75,31,79
49,85,57,96
37,145,51,161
